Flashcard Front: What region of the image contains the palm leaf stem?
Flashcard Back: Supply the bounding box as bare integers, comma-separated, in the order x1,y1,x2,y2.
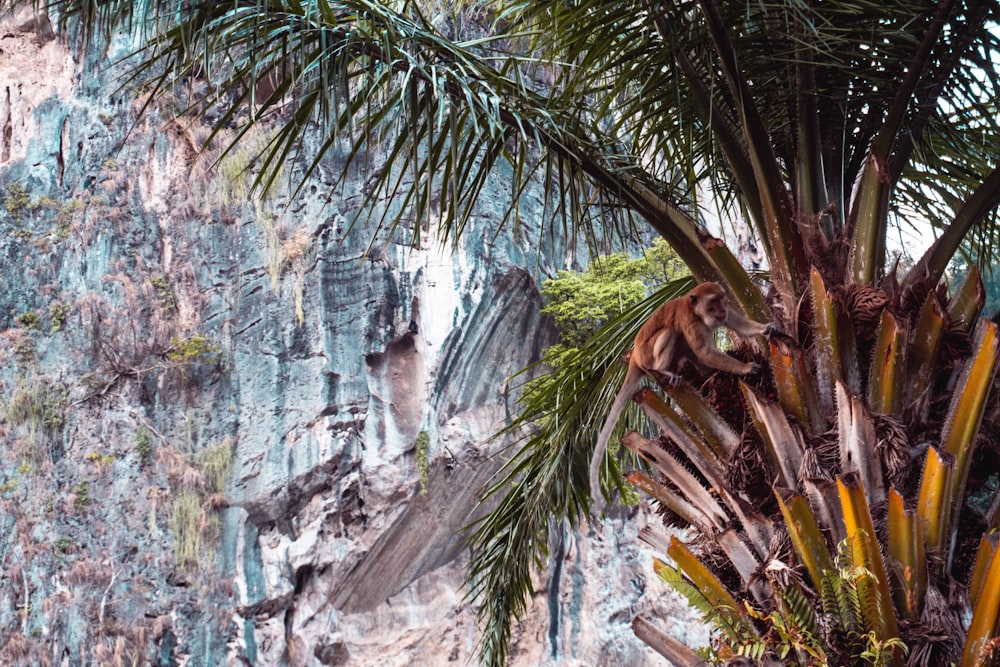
667,536,758,640
961,543,1000,666
948,266,987,337
886,488,927,621
644,4,766,240
968,534,998,611
742,384,804,491
907,294,946,414
697,0,807,297
837,473,903,666
905,165,1000,292
621,431,728,532
632,615,703,667
769,337,824,434
849,0,957,285
775,491,835,592
647,385,739,460
794,49,831,235
916,445,954,555
868,311,906,416
937,320,1000,569
628,471,716,532
837,383,886,511
811,268,845,413
636,391,729,480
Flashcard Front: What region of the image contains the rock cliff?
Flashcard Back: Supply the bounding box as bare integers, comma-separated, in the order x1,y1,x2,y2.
0,13,704,666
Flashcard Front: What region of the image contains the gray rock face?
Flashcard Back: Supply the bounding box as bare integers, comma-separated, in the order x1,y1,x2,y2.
0,13,704,667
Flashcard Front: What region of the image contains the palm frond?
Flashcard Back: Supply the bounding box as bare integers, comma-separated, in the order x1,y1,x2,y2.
462,276,693,664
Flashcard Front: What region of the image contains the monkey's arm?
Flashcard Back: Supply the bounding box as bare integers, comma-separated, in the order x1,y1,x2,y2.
687,329,757,375
724,310,772,338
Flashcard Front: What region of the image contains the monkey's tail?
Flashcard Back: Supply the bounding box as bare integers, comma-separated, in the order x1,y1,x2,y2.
589,363,644,514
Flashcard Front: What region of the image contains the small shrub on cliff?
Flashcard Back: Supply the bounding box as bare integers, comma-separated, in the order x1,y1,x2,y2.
171,489,214,569
48,301,70,333
85,451,115,469
3,182,36,219
72,481,91,509
14,311,41,331
135,427,152,466
53,199,83,242
166,440,233,571
415,430,430,494
197,439,233,495
166,334,221,365
5,382,65,431
217,127,283,205
3,378,67,460
151,275,176,312
11,333,35,367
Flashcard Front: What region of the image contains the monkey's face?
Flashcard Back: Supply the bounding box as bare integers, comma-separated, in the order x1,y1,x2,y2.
692,287,729,328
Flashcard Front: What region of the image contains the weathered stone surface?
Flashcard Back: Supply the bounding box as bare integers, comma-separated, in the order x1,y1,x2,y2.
0,11,705,667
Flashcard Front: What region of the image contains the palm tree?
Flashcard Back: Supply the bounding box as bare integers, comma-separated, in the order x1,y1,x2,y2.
13,0,1000,664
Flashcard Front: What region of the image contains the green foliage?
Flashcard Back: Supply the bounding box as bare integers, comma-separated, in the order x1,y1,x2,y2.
135,427,152,466
151,275,176,312
527,240,686,428
53,199,82,241
541,261,646,347
465,278,694,666
3,182,35,219
47,301,70,333
167,334,221,365
540,239,684,347
817,535,890,664
14,311,41,331
655,561,735,642
860,634,909,667
3,379,67,459
742,586,829,665
197,439,233,495
72,481,91,509
415,430,430,494
168,439,232,571
85,451,115,467
660,534,909,667
513,241,687,508
170,489,216,570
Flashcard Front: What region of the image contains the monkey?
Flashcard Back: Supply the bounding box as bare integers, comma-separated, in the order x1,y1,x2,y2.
589,282,777,508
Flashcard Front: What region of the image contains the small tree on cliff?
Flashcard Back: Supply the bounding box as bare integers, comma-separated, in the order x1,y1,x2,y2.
19,0,1000,665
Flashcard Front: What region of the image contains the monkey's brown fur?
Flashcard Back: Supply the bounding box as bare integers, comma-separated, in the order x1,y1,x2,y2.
590,282,774,508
